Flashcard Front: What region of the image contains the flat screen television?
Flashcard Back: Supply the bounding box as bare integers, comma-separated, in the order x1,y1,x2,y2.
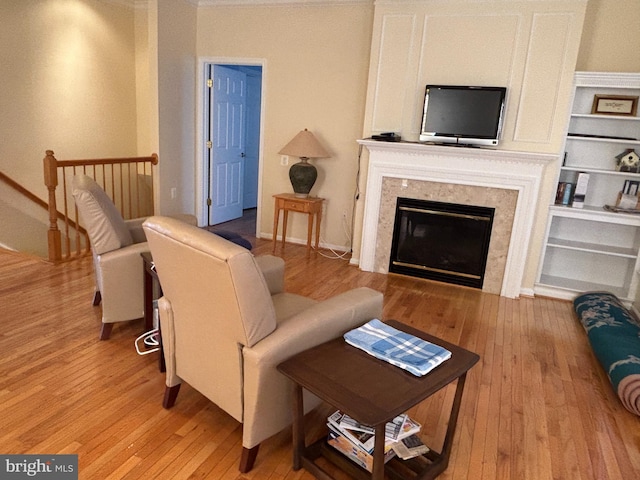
419,85,507,147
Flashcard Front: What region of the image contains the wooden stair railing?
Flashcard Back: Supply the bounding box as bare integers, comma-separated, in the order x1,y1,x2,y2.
0,170,87,249
43,150,158,263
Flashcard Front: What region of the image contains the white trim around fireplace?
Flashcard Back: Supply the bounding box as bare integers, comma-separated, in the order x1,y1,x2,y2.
356,140,555,298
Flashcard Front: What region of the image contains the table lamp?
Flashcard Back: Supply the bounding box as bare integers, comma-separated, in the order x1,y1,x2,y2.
278,129,330,198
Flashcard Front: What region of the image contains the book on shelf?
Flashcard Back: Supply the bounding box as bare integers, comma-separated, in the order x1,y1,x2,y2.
562,183,574,205
555,182,574,205
572,172,589,208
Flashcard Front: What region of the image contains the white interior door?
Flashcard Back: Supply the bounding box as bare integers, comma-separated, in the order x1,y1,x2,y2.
207,64,246,225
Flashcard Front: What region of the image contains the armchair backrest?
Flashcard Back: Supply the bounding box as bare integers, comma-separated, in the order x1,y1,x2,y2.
71,175,133,255
142,216,277,420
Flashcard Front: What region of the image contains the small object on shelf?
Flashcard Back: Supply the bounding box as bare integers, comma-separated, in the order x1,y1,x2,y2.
622,180,640,196
613,191,640,211
567,133,638,141
604,204,640,214
615,149,640,173
562,183,574,205
607,181,640,211
572,173,590,208
591,94,639,116
555,182,567,204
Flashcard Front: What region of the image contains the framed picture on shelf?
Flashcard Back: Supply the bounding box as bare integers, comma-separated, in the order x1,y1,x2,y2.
591,94,638,116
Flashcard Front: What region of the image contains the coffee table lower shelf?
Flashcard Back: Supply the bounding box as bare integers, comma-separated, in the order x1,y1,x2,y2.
300,436,449,480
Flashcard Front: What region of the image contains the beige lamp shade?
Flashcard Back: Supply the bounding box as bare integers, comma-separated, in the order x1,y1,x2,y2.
278,129,330,159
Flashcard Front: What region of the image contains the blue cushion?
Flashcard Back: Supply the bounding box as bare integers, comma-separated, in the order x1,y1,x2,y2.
213,230,253,250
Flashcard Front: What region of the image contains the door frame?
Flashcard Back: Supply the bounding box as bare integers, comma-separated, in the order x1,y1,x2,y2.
195,57,266,237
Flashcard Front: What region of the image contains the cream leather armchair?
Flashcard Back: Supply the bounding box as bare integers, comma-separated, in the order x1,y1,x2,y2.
71,175,195,340
142,216,383,473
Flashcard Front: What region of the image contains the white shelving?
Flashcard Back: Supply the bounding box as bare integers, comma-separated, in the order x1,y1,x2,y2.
535,72,640,304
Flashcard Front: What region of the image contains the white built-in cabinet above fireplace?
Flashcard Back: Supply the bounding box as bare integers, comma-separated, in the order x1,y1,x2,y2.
535,72,640,305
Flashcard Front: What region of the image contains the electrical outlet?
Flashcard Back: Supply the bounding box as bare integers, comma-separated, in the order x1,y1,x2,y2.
170,187,177,199
342,210,348,218
281,155,289,166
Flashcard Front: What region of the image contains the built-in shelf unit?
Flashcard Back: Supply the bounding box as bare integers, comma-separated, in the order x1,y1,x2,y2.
536,72,640,304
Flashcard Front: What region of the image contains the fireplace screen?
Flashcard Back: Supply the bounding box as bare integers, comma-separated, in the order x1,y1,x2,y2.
389,198,495,289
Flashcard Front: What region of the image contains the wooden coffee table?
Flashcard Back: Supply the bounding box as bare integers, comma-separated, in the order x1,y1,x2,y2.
277,320,479,480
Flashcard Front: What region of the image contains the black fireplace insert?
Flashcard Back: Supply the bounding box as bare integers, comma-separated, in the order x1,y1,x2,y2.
389,197,494,289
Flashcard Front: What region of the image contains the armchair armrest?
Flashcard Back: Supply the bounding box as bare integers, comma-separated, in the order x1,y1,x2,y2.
97,242,150,323
247,287,383,364
126,214,197,244
241,287,383,448
255,255,285,295
125,217,149,244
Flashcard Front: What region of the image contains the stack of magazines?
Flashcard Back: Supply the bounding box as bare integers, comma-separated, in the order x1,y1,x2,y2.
326,410,428,472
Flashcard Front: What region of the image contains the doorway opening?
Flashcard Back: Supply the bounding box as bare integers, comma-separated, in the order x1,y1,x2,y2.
202,62,263,237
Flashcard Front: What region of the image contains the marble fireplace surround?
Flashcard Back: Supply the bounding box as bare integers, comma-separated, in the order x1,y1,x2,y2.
357,140,554,298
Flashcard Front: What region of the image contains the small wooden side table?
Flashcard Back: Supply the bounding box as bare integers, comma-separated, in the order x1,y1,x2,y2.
272,193,324,256
277,320,480,480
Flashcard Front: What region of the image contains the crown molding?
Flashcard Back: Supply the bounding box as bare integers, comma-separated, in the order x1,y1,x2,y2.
98,0,198,9
197,0,371,6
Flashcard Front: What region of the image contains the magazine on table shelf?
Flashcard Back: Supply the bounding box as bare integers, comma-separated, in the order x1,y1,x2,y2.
338,412,407,441
327,428,396,472
326,410,428,470
392,434,430,460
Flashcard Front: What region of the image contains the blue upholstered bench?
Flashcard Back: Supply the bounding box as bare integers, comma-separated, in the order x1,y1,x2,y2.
574,292,640,416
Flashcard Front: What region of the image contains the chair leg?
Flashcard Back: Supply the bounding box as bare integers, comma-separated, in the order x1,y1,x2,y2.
163,384,181,409
239,445,260,473
99,323,113,340
92,290,102,306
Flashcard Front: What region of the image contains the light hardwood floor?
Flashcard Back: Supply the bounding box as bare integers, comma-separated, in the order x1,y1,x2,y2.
1,239,639,480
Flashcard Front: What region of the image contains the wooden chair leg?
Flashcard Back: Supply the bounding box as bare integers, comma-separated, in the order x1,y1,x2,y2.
163,384,181,409
92,290,102,306
239,445,260,473
99,323,113,340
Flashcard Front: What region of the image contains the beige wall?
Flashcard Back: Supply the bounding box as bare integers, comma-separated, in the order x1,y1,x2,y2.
196,4,374,247
577,0,640,72
156,0,198,216
0,0,138,198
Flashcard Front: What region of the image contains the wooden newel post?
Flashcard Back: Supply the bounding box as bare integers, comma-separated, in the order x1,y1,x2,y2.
43,150,62,262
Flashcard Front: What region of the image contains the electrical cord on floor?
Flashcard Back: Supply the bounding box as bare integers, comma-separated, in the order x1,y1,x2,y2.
316,213,352,260
314,143,363,260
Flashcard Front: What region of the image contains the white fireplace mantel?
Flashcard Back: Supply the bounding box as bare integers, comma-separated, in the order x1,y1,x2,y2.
356,140,555,298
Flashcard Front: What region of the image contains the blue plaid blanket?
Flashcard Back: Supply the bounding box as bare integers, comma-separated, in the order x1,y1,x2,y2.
344,319,451,376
